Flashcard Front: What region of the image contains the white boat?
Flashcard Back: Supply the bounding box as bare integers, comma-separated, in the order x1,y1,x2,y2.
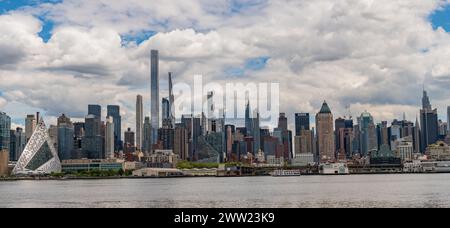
271,169,301,177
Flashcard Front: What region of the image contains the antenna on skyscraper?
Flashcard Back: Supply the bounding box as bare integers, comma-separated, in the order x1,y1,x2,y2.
345,104,352,119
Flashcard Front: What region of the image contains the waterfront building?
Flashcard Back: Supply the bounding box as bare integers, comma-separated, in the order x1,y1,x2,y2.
0,149,8,176
151,50,160,144
25,114,36,142
136,95,143,151
132,168,184,177
107,105,122,152
395,137,414,162
316,101,335,163
291,153,314,167
12,118,62,175
370,144,401,165
61,159,124,173
426,141,450,161
145,149,178,168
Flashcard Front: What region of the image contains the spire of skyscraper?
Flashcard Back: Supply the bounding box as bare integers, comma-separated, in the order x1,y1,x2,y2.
422,89,432,111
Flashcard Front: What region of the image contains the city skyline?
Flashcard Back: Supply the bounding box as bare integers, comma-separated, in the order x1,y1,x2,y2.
3,1,450,133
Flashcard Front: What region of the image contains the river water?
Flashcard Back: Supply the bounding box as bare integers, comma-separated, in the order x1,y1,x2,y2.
1,174,450,208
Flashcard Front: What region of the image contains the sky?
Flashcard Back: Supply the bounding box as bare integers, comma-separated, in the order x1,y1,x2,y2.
1,0,450,131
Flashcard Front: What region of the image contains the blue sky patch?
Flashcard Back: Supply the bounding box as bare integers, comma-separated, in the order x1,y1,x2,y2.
121,30,157,46
245,56,270,71
37,15,54,43
0,0,62,14
225,56,270,77
430,3,450,32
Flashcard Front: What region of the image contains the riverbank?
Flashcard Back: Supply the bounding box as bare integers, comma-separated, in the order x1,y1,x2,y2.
3,171,450,182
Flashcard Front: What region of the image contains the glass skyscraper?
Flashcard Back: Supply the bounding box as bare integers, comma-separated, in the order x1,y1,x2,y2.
295,113,310,135
0,112,11,154
151,50,160,144
107,105,122,151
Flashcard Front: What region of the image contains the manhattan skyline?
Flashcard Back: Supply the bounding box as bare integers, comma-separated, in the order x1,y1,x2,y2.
2,0,450,133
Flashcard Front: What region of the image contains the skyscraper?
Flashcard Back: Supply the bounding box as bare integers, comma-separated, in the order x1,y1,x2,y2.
162,97,171,128
420,90,439,153
136,95,143,151
168,72,175,128
107,105,122,152
316,101,335,163
175,124,188,160
414,117,421,153
359,111,378,156
245,101,253,137
25,114,36,142
151,50,160,144
82,114,103,159
105,116,115,159
253,111,261,154
9,127,26,161
335,117,346,152
278,113,288,131
124,128,135,154
58,123,74,160
88,104,101,118
0,112,11,155
143,117,152,155
295,113,310,136
448,106,450,129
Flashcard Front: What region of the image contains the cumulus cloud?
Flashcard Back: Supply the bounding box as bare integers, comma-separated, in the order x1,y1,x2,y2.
1,0,450,132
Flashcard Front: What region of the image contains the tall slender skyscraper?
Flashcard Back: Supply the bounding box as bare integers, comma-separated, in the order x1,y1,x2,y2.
168,72,175,127
316,101,335,163
107,105,122,152
25,114,36,142
151,50,160,144
105,116,115,159
245,101,253,137
136,95,143,151
447,106,450,128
